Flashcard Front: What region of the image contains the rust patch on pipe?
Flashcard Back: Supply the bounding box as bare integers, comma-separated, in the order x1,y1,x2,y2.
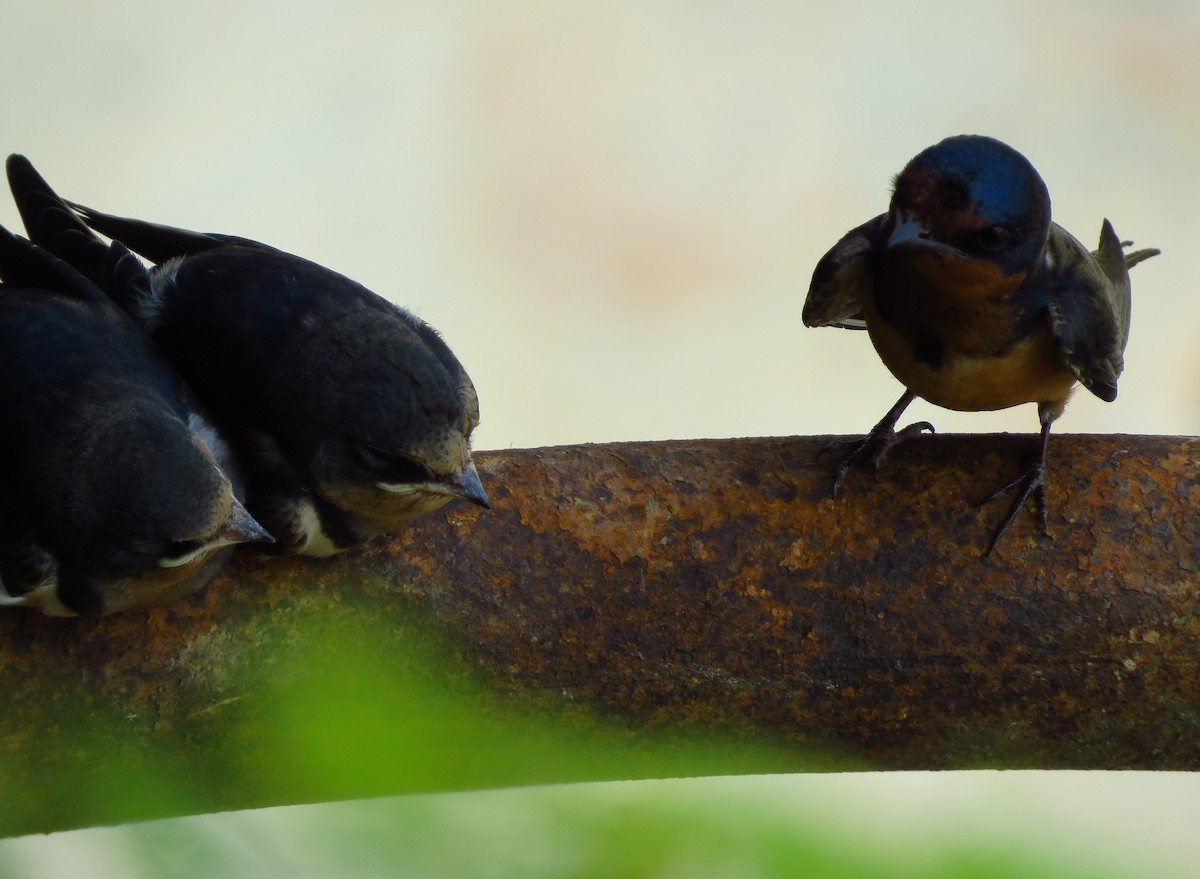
0,434,1197,834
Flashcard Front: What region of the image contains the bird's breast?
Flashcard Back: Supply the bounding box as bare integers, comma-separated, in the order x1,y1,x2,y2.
865,313,1075,413
864,253,1074,413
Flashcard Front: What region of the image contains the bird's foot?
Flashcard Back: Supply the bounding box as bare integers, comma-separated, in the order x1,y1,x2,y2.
977,456,1049,556
820,419,935,498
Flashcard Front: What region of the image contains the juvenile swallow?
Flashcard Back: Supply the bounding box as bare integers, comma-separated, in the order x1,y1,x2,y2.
0,224,272,615
8,155,489,557
803,134,1158,554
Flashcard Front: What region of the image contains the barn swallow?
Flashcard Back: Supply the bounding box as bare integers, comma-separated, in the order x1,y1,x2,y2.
803,134,1158,554
7,155,489,557
0,224,272,615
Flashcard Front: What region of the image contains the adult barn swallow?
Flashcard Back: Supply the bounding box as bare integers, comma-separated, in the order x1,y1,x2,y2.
803,135,1158,554
0,225,272,615
8,155,490,556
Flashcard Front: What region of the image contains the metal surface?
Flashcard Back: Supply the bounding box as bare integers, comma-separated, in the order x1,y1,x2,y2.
1,434,1196,834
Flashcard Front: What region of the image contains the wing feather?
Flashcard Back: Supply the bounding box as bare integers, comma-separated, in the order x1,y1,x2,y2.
802,214,887,330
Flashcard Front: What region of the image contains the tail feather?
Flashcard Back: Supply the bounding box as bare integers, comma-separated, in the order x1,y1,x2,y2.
6,155,152,313
0,222,106,305
68,200,227,263
7,154,110,280
1108,225,1160,271
1123,246,1160,270
1094,219,1129,287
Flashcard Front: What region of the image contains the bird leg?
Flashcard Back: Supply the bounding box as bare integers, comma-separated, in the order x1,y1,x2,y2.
819,390,935,498
978,420,1052,556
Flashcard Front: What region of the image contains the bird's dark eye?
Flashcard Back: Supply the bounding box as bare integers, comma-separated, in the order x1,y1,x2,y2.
164,540,203,560
127,540,170,559
103,539,169,571
120,539,202,561
973,225,1012,252
351,443,433,484
156,540,212,568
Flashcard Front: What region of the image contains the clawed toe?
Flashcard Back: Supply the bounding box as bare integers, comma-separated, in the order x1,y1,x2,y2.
980,468,1048,556
895,420,935,441
820,391,933,498
830,437,877,498
817,390,1060,557
978,421,1053,556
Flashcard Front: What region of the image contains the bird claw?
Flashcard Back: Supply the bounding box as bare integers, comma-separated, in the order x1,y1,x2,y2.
976,420,1055,556
978,459,1049,556
822,419,935,498
896,420,937,442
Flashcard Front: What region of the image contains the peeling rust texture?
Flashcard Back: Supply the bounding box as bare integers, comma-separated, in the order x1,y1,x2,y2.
421,433,1200,768
1,433,1198,808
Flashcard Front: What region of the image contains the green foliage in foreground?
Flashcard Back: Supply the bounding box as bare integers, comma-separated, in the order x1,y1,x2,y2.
0,588,823,837
0,584,1169,878
0,778,1144,879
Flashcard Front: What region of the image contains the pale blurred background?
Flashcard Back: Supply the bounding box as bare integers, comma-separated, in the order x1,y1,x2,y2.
1,0,1197,875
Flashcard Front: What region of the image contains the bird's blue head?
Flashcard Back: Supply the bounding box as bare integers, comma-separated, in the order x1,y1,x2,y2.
887,135,1051,278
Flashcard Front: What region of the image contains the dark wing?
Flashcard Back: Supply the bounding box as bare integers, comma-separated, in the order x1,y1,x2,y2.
801,213,886,330
9,152,267,264
7,154,102,267
1045,219,1156,402
391,305,482,434
0,223,107,305
69,201,265,262
8,154,278,319
7,154,161,314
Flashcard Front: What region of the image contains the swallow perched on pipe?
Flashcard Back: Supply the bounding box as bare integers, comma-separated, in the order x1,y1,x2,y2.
8,155,490,557
802,134,1158,554
0,224,272,615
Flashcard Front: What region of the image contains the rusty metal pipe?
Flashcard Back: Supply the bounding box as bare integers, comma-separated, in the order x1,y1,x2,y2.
1,434,1196,836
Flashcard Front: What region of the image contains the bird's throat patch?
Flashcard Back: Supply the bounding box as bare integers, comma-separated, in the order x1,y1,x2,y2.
912,333,945,370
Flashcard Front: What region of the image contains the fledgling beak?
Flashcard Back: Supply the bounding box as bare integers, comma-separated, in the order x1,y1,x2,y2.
156,499,274,569
374,457,491,509
446,458,490,509
221,498,276,545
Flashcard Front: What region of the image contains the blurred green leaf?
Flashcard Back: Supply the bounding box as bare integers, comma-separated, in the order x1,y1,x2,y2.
0,778,1149,879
